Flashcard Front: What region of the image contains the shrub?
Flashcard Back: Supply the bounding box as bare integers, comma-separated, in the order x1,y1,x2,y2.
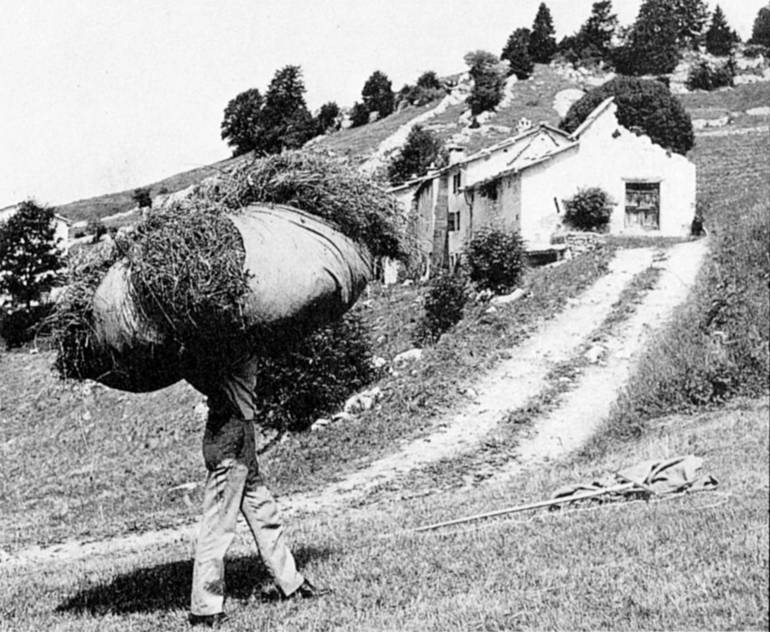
563,187,614,231
132,187,152,208
251,313,375,431
85,218,107,244
1,304,52,349
413,271,470,345
560,76,694,155
465,225,527,293
686,60,735,91
742,43,769,58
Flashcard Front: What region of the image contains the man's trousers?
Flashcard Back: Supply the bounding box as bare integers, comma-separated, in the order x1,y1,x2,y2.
190,457,305,616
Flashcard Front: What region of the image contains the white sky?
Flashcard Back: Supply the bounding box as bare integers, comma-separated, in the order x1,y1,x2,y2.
0,0,764,209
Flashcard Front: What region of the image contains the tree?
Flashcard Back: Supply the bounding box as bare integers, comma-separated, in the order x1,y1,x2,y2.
361,70,395,119
559,76,694,155
749,4,770,47
258,65,316,154
387,125,447,186
575,0,618,61
612,0,682,75
220,88,264,156
416,71,442,90
349,101,371,127
705,5,740,56
0,201,62,309
529,3,557,63
132,187,152,208
670,0,709,49
315,102,341,134
501,28,534,79
464,50,509,116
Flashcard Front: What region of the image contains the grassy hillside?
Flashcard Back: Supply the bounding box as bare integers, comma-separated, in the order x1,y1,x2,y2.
1,399,766,630
52,65,769,225
55,154,247,224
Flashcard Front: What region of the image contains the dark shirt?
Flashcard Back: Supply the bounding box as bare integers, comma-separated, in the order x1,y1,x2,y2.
186,354,261,475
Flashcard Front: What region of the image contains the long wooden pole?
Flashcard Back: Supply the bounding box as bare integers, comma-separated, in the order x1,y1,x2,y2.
413,482,637,532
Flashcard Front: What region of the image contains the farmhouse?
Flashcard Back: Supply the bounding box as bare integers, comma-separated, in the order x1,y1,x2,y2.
390,97,696,271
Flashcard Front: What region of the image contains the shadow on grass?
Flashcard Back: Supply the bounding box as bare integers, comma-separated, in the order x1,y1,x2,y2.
56,546,331,615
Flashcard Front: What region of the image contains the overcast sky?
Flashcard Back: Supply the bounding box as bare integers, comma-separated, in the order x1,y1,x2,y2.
0,0,764,209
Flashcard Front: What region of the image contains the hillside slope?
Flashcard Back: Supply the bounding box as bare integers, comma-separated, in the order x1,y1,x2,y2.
53,62,770,225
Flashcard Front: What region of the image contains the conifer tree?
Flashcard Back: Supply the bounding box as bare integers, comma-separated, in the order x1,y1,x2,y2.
529,3,557,63
705,5,739,56
576,0,618,60
501,28,534,79
749,3,770,47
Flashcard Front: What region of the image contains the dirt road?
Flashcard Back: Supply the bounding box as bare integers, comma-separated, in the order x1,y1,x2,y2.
2,240,707,567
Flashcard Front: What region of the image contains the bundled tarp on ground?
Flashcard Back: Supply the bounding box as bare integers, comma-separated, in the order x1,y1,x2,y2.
48,151,410,392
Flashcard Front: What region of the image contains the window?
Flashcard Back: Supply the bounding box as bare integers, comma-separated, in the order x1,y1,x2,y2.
452,172,462,194
625,181,660,229
448,211,460,232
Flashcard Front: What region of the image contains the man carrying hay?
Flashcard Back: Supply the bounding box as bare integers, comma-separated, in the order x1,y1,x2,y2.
186,354,329,627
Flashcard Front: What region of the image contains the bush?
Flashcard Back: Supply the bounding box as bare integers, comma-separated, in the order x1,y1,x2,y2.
563,187,614,231
686,60,735,91
251,313,376,431
1,304,52,349
742,43,769,58
85,218,107,244
560,76,694,155
413,272,470,345
465,225,527,293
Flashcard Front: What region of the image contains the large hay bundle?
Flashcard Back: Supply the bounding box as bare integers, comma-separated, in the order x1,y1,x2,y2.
49,152,404,392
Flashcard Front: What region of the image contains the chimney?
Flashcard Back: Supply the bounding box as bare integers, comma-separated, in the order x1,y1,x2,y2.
447,144,466,166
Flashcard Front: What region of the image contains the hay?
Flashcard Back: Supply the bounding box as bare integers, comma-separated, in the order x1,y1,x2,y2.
197,150,413,261
49,151,409,389
47,240,121,380
126,201,250,349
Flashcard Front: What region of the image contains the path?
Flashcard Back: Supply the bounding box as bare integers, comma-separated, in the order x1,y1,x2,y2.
495,238,707,479
2,241,707,567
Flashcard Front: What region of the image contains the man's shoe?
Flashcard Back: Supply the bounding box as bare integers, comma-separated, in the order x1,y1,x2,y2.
189,612,227,627
286,579,332,599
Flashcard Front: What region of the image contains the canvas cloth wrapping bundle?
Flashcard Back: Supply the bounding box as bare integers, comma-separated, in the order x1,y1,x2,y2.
85,204,372,392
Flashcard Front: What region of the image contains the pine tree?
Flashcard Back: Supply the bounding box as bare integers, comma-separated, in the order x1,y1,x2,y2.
749,4,770,47
705,5,739,56
670,0,709,49
576,0,618,60
259,65,316,154
612,0,681,75
501,28,534,79
529,2,557,63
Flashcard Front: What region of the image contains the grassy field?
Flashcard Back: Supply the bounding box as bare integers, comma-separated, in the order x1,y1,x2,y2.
0,248,611,553
1,398,766,631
